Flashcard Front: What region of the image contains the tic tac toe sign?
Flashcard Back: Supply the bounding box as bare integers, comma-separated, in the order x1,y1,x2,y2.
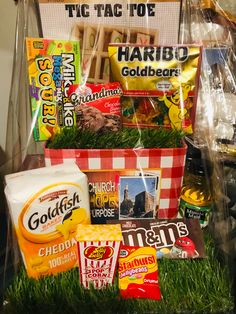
38,0,181,83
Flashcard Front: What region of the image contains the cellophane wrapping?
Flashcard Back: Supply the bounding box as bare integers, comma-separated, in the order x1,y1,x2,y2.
180,0,236,299
0,0,236,312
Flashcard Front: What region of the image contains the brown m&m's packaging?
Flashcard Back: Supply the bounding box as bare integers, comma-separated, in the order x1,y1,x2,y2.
110,218,205,259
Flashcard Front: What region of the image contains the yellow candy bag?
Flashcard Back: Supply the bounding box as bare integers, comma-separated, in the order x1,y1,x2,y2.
108,45,202,133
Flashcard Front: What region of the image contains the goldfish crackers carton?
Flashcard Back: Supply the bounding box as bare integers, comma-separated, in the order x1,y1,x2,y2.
4,163,90,278
76,224,122,289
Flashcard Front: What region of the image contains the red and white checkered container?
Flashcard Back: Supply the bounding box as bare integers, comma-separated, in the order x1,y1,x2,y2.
45,145,187,219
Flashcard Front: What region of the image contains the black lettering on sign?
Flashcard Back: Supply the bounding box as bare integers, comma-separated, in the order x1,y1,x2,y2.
94,4,123,17
65,4,90,17
127,3,156,17
117,46,189,63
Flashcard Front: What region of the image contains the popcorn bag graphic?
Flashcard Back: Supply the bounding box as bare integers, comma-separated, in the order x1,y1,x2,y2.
4,164,90,278
76,224,123,289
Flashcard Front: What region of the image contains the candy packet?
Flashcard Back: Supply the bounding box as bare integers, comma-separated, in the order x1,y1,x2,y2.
108,44,202,134
119,245,161,300
115,218,205,259
26,37,81,141
76,224,123,289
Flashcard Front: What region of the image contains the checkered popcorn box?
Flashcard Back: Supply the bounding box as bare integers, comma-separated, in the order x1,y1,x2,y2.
44,146,187,220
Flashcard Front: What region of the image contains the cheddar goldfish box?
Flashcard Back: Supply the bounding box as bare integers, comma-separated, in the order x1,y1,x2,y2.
4,163,90,278
76,224,123,289
26,37,81,141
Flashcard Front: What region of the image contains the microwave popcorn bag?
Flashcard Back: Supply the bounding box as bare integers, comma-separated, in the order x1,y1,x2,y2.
108,45,202,133
119,245,161,300
4,164,90,278
76,224,123,289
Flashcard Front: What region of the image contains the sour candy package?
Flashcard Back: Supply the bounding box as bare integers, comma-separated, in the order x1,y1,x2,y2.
119,245,161,300
26,37,81,141
108,45,202,134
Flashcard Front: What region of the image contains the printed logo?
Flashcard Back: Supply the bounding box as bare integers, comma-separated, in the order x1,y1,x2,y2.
120,249,129,258
19,183,85,243
70,86,122,106
84,246,114,260
119,254,156,272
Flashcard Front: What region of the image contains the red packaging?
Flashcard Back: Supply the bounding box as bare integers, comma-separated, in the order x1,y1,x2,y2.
76,224,123,289
68,82,122,132
118,245,161,300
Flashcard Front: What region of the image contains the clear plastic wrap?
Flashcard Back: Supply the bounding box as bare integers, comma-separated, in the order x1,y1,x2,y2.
1,0,236,312
180,0,236,302
5,0,44,175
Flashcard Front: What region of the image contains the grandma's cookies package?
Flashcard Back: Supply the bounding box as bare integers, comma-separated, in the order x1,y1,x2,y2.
4,164,90,278
68,82,122,132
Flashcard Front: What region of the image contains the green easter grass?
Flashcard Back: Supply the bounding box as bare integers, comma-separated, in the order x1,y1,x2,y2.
46,127,185,149
3,233,234,314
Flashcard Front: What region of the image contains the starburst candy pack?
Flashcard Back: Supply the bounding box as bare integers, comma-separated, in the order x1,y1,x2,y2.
4,164,90,278
26,38,81,141
119,245,161,300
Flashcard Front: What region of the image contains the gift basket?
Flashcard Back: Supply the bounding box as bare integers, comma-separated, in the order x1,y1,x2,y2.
0,0,235,313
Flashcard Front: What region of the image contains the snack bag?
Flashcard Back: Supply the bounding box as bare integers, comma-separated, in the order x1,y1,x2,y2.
115,218,205,259
76,224,122,289
26,37,81,141
68,82,122,132
119,245,161,300
108,44,202,134
4,163,90,278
